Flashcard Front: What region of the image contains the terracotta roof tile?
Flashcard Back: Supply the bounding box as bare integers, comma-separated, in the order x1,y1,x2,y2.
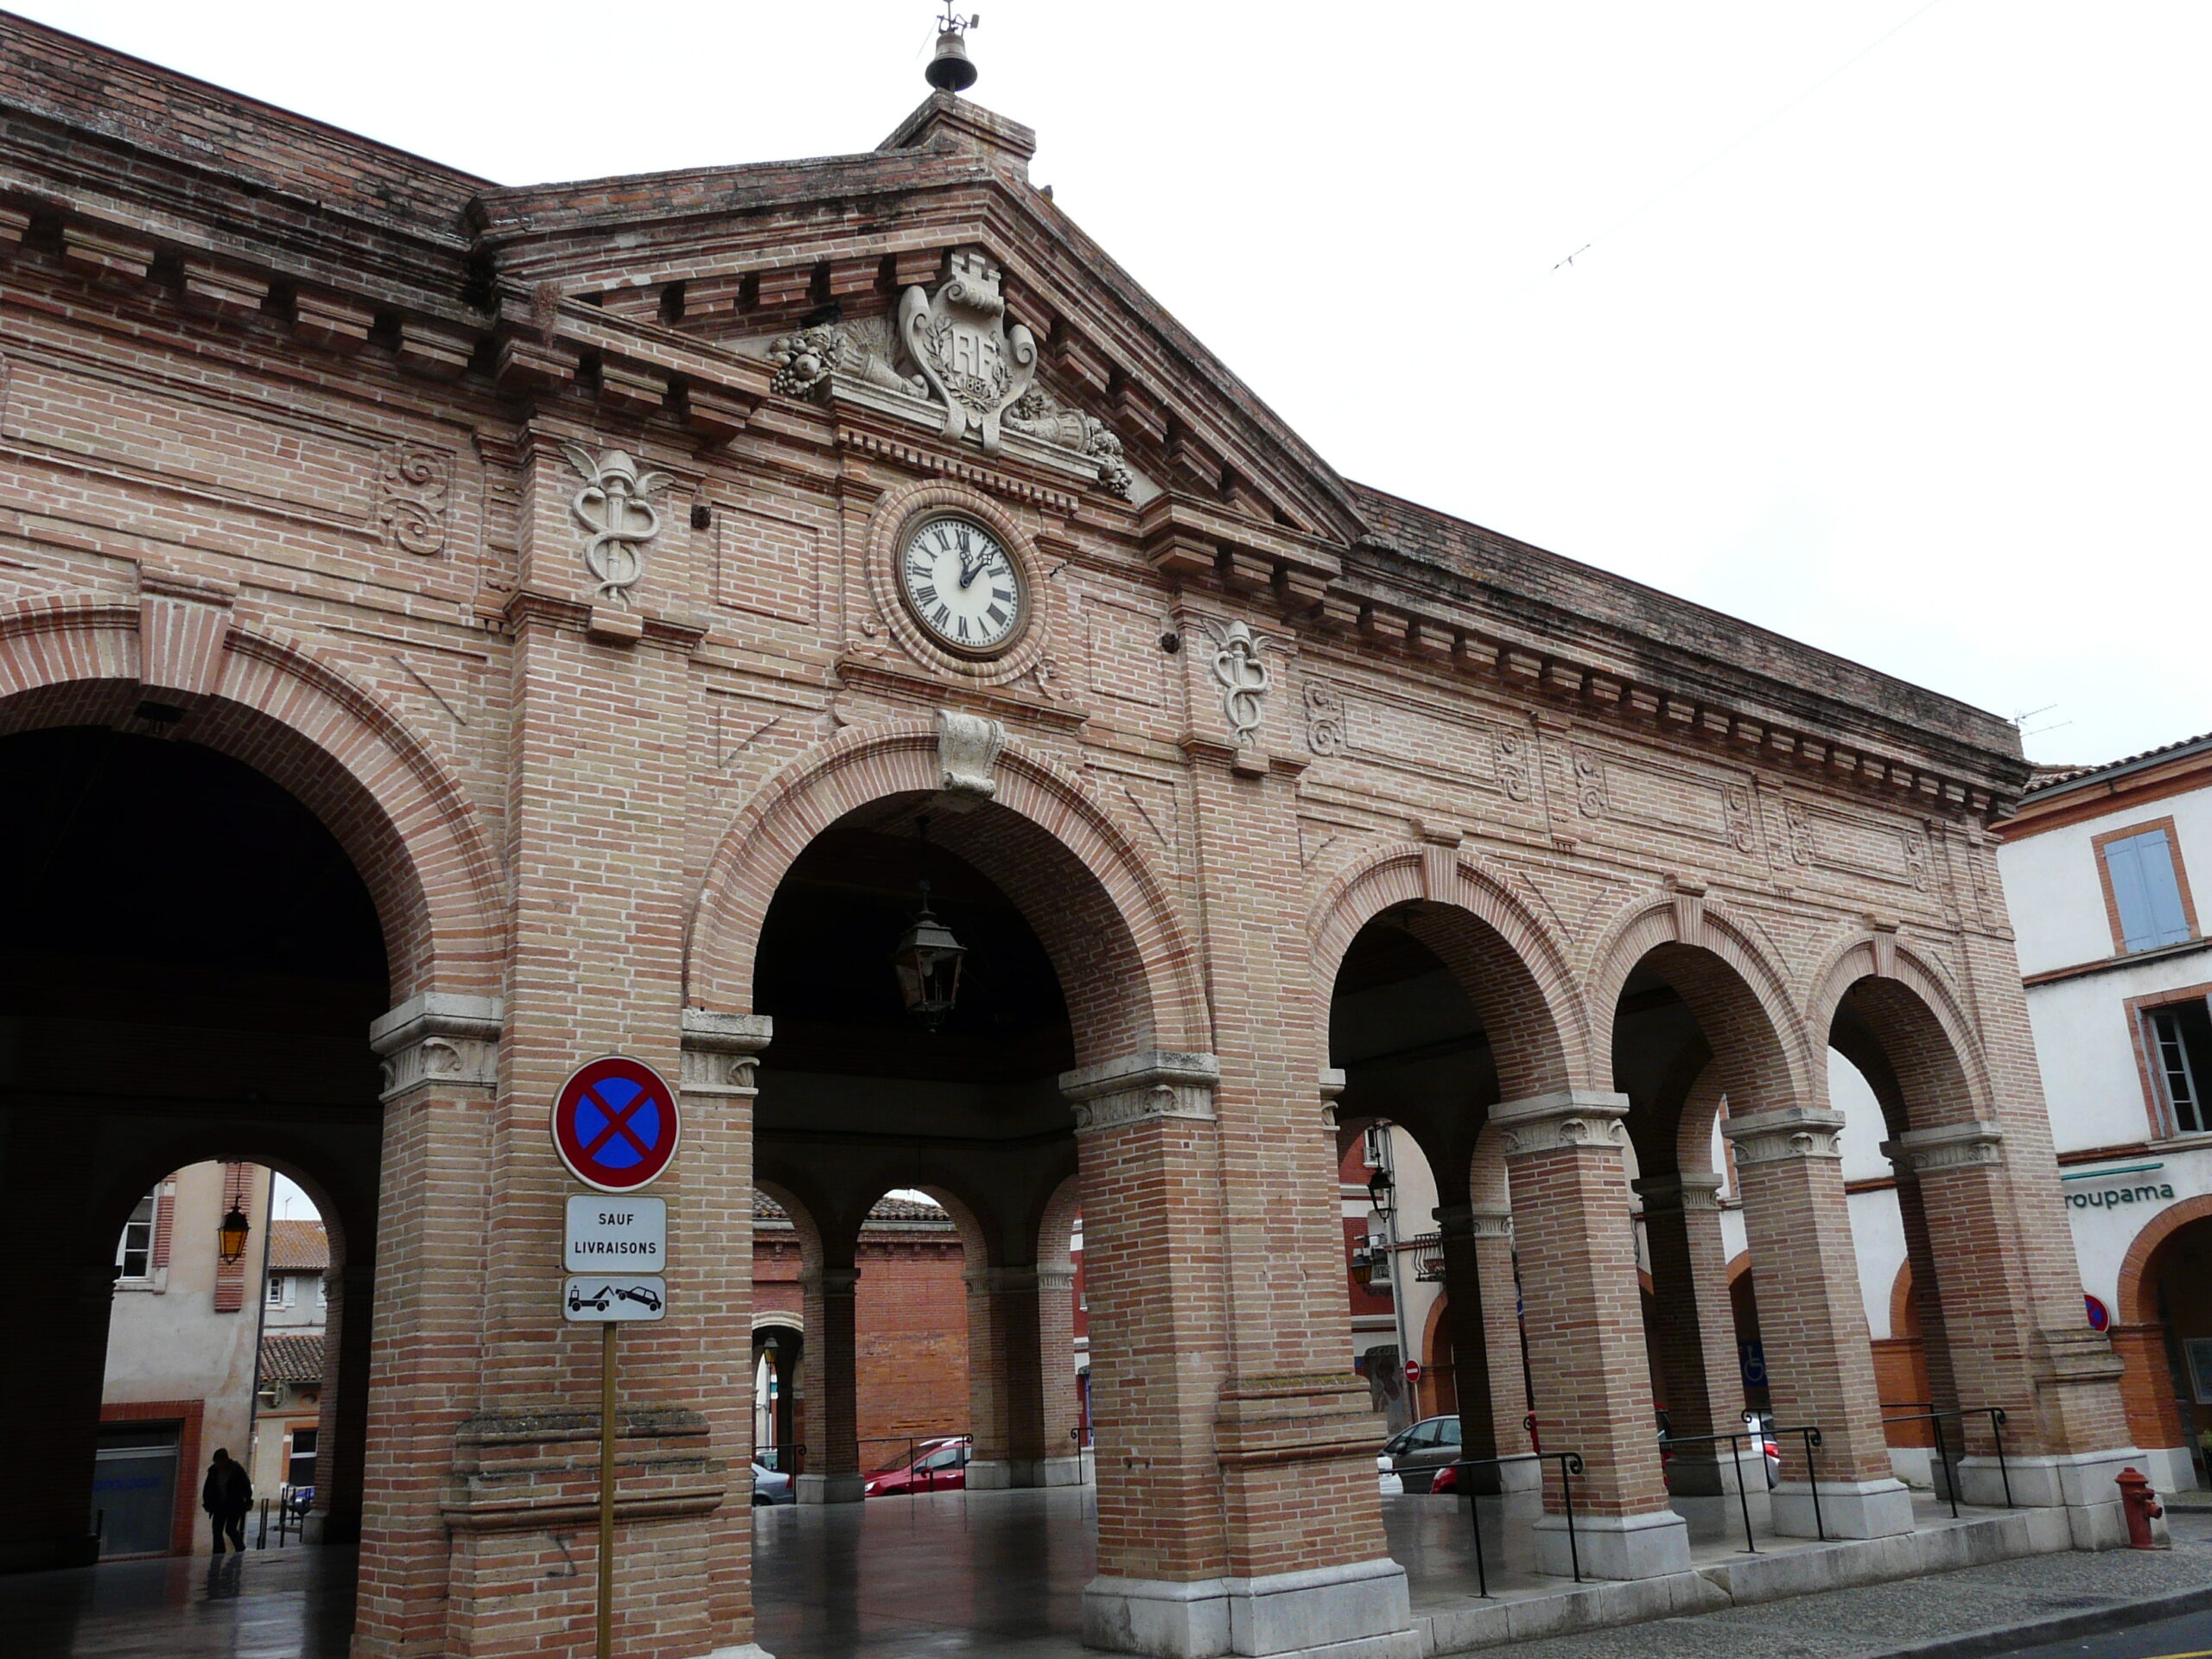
258,1333,323,1387
267,1219,328,1273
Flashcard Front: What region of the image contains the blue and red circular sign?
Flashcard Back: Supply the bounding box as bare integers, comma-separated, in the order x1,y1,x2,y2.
552,1056,681,1192
2086,1293,2111,1332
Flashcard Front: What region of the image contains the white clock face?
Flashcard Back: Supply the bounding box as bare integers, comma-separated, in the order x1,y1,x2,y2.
899,517,1025,655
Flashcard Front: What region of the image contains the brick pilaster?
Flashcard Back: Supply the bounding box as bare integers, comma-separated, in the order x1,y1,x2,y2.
1636,1173,1750,1508
1432,1201,1532,1484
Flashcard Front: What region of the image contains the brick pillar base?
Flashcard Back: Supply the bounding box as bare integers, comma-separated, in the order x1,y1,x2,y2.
1726,1106,1911,1540
1496,1090,1690,1580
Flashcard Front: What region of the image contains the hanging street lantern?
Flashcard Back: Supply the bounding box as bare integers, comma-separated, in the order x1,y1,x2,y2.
891,815,965,1029
217,1202,252,1265
1366,1166,1396,1222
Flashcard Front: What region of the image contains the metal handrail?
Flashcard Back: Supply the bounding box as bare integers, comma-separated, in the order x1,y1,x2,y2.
1655,1427,1770,1554
1881,1406,2012,1516
1443,1450,1586,1597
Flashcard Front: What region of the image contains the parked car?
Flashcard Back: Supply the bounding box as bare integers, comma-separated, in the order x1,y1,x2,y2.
861,1435,972,1497
1380,1414,1462,1495
1742,1411,1783,1488
752,1459,794,1505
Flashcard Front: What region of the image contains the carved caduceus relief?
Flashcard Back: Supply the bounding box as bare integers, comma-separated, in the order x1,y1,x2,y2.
1197,618,1279,748
561,445,667,607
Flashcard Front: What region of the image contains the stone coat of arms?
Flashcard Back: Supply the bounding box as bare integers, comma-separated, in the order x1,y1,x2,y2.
898,250,1038,454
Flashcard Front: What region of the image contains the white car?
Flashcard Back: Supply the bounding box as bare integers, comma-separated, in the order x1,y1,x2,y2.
752,1459,794,1505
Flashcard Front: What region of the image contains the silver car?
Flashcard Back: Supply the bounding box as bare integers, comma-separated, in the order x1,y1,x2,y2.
1381,1414,1463,1494
752,1458,794,1505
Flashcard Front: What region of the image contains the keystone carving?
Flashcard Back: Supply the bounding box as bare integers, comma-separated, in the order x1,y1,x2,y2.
1198,618,1277,749
936,708,1007,798
899,250,1039,454
561,445,667,607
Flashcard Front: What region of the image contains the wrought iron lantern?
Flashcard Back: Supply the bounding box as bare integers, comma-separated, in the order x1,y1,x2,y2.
1366,1166,1396,1221
891,814,965,1029
217,1202,252,1265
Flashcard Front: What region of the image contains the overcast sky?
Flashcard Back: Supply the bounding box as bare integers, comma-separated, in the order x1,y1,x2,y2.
17,2,2205,766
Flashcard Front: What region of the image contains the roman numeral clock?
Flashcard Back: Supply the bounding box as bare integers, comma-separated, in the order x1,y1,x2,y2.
898,515,1027,656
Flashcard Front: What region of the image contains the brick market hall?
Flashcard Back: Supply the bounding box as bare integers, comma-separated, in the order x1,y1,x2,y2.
0,14,2154,1659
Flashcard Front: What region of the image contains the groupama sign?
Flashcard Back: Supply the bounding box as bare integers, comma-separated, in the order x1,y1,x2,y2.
2063,1162,2176,1211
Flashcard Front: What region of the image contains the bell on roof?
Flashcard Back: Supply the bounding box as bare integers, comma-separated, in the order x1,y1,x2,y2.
925,9,980,94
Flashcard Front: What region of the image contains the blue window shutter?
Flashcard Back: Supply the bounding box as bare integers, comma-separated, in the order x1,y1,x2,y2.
2106,829,2192,951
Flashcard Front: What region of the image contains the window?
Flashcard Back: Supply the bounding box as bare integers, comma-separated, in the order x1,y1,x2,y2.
287,1427,317,1489
2149,1000,2212,1136
114,1193,155,1281
267,1275,295,1308
2100,825,2196,953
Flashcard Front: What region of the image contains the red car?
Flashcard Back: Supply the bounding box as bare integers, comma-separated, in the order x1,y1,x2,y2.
861,1436,972,1497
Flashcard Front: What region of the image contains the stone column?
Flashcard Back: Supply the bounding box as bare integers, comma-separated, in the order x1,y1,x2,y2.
1891,1121,2139,1538
1495,1090,1691,1580
353,994,500,1659
795,1266,862,1503
1432,1202,1535,1493
1723,1106,1910,1539
1635,1172,1758,1539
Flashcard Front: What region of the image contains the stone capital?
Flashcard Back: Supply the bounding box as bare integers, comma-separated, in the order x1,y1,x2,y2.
680,1009,774,1095
1491,1090,1630,1159
1884,1119,2005,1177
1434,1200,1513,1242
1722,1106,1845,1166
1058,1050,1220,1136
369,993,503,1101
1632,1172,1726,1213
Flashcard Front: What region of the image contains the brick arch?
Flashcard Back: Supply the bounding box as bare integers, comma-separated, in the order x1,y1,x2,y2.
0,597,502,1001
1807,934,1993,1134
1891,1258,1917,1338
908,1185,992,1274
1311,843,1590,1099
753,1178,830,1273
686,722,1205,1067
1674,1064,1729,1179
2117,1194,2212,1325
1587,893,1815,1112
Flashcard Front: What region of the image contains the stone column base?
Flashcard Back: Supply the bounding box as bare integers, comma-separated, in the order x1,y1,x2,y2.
705,1647,779,1658
1958,1449,2148,1548
1084,1558,1419,1658
970,1454,1091,1489
1042,1452,1091,1486
1531,1509,1692,1580
795,1472,865,1505
1770,1477,1914,1540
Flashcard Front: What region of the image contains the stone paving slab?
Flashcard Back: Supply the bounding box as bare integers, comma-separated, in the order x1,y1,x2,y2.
1466,1542,2212,1659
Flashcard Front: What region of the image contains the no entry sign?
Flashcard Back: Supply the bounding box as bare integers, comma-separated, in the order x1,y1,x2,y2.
552,1056,681,1192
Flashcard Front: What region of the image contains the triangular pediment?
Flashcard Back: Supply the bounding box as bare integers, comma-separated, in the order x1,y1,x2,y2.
473,93,1370,549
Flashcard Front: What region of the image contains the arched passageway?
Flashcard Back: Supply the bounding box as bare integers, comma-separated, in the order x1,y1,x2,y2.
0,726,390,1577
2115,1199,2212,1493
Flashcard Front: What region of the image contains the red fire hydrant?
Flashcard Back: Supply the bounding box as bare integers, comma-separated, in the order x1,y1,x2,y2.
2116,1466,2164,1549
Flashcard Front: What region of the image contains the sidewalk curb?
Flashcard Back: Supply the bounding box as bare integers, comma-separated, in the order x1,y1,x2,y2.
1865,1580,2212,1659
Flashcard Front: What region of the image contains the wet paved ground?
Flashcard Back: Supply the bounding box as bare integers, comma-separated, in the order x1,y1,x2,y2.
3,1493,2208,1657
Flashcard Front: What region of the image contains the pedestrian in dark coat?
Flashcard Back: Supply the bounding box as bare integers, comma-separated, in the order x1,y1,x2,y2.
202,1448,251,1554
